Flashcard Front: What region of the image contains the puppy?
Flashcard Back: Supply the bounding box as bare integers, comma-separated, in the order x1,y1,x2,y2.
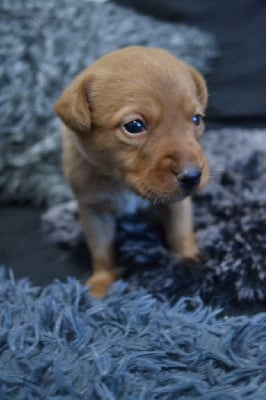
55,46,209,297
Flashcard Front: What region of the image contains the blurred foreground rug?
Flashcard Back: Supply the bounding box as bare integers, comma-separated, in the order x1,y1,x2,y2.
0,268,266,400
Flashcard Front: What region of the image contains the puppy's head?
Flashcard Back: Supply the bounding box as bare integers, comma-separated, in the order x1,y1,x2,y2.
55,46,209,203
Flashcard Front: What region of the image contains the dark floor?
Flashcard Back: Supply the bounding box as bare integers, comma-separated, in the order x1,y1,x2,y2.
0,206,89,286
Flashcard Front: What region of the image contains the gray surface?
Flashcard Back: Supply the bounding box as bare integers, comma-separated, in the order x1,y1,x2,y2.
0,206,85,286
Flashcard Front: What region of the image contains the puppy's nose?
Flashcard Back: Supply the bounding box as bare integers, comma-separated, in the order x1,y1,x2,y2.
177,168,202,190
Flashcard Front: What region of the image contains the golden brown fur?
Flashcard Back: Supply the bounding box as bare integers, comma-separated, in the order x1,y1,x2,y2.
55,46,209,297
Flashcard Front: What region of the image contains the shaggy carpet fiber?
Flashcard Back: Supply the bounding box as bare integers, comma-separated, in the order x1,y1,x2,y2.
0,268,266,400
1,1,266,398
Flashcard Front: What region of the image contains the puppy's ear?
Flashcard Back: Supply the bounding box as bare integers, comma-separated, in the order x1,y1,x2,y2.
188,66,208,109
55,73,92,134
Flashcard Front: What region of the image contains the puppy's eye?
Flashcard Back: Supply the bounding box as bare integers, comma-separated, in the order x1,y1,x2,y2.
123,120,147,134
192,114,202,126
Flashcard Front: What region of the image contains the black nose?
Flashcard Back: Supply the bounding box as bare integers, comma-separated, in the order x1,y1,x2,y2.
177,169,202,190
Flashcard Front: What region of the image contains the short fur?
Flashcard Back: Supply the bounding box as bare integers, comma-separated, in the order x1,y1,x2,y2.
55,46,209,297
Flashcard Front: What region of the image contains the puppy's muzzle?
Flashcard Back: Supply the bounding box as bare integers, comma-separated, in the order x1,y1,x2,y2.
176,168,202,190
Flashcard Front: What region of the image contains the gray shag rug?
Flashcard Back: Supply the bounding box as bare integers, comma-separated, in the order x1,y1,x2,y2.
1,268,266,400
0,0,216,206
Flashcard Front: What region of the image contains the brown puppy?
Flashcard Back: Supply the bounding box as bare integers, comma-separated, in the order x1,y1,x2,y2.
55,46,209,297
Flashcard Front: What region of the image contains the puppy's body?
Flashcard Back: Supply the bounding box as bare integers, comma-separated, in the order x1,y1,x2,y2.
56,46,209,297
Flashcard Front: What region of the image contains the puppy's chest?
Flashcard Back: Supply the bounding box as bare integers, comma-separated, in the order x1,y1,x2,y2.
109,189,149,216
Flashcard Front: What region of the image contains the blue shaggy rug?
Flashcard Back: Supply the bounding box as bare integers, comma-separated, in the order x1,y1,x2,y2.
0,268,266,400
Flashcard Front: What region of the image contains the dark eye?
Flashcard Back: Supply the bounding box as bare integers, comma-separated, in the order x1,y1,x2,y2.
123,119,147,134
192,114,202,126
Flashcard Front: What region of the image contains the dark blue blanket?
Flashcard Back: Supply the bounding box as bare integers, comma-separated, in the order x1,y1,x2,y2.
0,269,265,399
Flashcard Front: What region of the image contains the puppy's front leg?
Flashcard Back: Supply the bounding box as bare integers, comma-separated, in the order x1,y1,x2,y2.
160,197,200,262
78,203,119,297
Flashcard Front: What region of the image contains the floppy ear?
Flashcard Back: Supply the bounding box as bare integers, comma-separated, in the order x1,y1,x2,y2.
188,66,208,110
55,73,92,134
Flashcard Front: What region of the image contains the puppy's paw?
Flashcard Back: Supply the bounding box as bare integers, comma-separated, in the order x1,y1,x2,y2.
182,249,206,268
172,249,201,267
173,234,206,266
182,247,205,264
85,270,120,298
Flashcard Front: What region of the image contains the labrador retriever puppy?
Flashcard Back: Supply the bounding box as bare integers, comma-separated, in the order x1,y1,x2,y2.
55,46,209,297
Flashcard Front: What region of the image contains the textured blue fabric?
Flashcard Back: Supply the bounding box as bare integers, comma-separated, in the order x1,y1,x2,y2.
0,268,265,399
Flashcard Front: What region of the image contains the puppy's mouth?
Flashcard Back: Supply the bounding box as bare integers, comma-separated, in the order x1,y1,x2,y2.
126,165,208,204
128,171,208,204
129,184,196,205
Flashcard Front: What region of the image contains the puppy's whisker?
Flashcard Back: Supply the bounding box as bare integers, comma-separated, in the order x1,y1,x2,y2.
203,180,222,192
209,167,225,174
208,173,221,182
